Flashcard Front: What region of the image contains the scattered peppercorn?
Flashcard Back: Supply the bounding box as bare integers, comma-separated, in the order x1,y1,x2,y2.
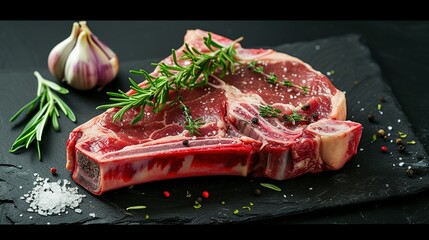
367,113,375,122
380,146,388,153
377,129,385,137
254,188,262,196
196,197,203,203
202,191,209,199
406,168,414,177
395,138,403,145
301,103,310,110
398,144,406,152
182,139,189,146
50,167,57,175
163,191,170,198
251,117,259,124
383,135,388,140
379,96,386,102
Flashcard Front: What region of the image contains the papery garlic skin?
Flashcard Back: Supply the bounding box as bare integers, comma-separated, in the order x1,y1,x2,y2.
48,21,119,90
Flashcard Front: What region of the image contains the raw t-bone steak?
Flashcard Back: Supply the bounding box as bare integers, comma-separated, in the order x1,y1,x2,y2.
66,30,362,195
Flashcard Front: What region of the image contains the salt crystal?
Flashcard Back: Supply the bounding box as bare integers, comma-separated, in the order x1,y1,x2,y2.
399,157,403,160
393,164,396,167
360,148,364,152
283,195,287,198
399,162,404,166
315,45,320,50
19,186,22,189
291,194,294,197
385,184,389,188
397,119,401,123
47,222,50,225
19,174,86,217
379,111,383,115
360,108,364,111
357,101,360,104
29,216,33,219
357,165,360,168
89,213,96,218
19,214,23,217
309,187,313,191
388,126,392,130
75,209,82,214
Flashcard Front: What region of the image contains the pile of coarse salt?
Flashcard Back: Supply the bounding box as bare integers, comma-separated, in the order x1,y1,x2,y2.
20,173,86,216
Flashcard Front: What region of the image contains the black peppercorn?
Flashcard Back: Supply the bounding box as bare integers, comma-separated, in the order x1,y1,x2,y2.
379,96,386,102
312,112,318,120
254,188,262,196
182,139,189,146
406,168,414,177
251,117,259,124
367,114,375,122
196,197,203,203
301,103,310,110
398,144,406,152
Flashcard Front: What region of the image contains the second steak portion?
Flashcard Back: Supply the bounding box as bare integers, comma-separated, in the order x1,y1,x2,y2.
66,30,362,195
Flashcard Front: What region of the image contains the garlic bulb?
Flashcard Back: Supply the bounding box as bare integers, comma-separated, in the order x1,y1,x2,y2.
48,21,119,90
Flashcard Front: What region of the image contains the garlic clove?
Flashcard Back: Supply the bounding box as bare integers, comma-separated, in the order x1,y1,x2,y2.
48,22,80,80
64,30,99,90
84,24,119,89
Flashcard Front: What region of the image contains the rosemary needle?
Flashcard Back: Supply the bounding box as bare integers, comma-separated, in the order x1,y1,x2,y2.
9,71,76,160
179,100,205,136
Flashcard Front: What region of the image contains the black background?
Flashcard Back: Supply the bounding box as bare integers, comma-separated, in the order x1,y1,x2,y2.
1,21,429,224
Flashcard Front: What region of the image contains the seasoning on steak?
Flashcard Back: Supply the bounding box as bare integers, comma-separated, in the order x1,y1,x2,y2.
66,30,362,195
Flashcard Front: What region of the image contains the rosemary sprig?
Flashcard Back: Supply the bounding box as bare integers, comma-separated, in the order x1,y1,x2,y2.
258,104,309,125
179,101,205,136
97,33,243,124
248,61,309,94
9,71,76,160
259,105,282,118
282,110,309,125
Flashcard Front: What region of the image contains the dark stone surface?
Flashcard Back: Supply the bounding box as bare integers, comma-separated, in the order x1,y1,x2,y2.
0,21,428,224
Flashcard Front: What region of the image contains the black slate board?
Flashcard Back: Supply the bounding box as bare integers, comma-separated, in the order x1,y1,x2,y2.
1,35,428,224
